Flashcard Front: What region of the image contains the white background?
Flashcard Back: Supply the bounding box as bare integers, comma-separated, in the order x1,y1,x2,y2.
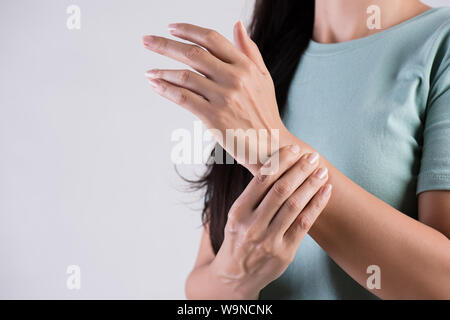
0,0,447,299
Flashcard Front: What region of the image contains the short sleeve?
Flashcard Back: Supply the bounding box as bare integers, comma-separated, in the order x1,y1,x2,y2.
416,29,450,195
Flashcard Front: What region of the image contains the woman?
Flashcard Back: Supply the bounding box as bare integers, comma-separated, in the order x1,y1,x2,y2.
143,0,450,299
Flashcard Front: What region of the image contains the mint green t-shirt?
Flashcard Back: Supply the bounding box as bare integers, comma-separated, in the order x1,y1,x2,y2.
260,7,450,300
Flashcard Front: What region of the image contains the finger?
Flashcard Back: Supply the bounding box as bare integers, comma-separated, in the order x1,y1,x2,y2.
143,35,227,81
146,69,221,102
254,153,321,229
233,21,269,75
168,23,246,65
228,145,302,220
269,165,329,237
147,78,210,117
284,184,332,247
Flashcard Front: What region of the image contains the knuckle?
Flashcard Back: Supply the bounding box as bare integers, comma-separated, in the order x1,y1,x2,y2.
177,91,188,105
297,214,313,231
244,61,257,75
184,45,203,60
256,240,274,256
204,30,219,43
312,195,327,211
285,196,301,212
228,71,246,90
179,70,191,84
222,89,238,105
244,226,260,243
155,37,168,52
273,181,291,197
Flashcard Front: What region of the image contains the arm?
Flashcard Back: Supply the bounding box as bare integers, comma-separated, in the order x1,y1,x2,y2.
284,133,450,299
185,225,238,299
188,139,450,300
185,225,261,300
314,157,450,299
185,147,332,299
144,23,450,299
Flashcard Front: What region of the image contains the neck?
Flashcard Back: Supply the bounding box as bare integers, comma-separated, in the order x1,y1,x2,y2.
313,0,431,43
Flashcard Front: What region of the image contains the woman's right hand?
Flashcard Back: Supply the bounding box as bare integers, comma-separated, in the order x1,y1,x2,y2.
209,145,332,299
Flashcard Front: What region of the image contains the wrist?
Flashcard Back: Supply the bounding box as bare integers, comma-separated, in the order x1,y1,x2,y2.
249,127,314,176
208,259,260,300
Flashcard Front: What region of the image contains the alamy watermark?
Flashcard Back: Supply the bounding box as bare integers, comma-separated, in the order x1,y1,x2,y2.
366,264,381,290
66,5,81,30
171,121,280,174
367,5,382,30
66,265,81,290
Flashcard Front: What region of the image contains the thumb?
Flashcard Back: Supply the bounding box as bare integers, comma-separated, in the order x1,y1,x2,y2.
233,20,268,75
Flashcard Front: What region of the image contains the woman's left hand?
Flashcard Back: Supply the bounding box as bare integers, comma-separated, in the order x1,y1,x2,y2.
143,22,295,173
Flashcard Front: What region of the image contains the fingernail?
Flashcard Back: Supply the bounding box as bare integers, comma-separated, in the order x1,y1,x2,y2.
306,152,319,164
142,35,154,47
290,145,300,154
257,173,267,183
148,79,160,89
315,167,328,179
239,20,248,37
260,158,276,175
322,184,332,195
262,158,271,168
145,70,158,79
168,23,178,33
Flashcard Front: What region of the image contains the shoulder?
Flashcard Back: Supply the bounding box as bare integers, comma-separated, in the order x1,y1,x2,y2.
389,8,450,69
425,7,450,30
425,8,450,60
421,8,450,88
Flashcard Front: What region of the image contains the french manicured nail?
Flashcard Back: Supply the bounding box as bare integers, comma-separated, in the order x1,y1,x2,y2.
145,70,158,79
290,145,300,154
322,184,332,195
168,23,178,33
142,36,154,47
306,152,319,164
315,167,328,179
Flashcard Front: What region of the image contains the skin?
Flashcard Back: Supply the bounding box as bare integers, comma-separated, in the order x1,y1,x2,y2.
193,146,332,299
143,0,450,299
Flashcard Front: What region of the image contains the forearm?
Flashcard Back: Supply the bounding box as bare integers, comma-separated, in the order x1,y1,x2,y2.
281,134,450,299
144,20,450,299
185,262,259,300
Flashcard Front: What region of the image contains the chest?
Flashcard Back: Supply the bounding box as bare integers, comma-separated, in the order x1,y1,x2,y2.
284,54,426,216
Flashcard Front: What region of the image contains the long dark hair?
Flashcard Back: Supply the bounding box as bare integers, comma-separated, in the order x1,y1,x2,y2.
193,0,315,254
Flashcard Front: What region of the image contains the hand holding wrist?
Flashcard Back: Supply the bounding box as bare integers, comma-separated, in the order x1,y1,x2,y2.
208,258,260,300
